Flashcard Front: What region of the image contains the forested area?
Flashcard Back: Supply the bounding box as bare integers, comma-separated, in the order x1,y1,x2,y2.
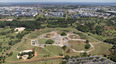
0,27,29,63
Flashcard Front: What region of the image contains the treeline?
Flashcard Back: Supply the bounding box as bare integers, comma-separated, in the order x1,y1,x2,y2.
108,45,116,62
0,21,41,31
0,17,77,31
76,23,104,35
37,17,77,28
104,38,116,45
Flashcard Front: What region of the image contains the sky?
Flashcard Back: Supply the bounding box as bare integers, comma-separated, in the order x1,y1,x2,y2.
0,0,116,3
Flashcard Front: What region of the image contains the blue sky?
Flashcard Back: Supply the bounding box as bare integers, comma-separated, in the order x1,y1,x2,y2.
0,0,116,3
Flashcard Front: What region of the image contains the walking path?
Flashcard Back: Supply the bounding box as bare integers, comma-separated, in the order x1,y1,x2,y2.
69,42,95,53
8,56,64,63
3,29,40,56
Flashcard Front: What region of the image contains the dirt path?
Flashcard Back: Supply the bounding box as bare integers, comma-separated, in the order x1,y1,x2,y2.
8,56,64,63
3,29,40,56
3,34,30,56
69,42,95,53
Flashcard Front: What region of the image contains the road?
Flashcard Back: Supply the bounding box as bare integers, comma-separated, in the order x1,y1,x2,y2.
8,56,64,63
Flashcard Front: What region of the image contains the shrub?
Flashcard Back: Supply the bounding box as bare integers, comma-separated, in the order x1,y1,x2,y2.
61,32,67,36
45,39,54,44
85,43,91,49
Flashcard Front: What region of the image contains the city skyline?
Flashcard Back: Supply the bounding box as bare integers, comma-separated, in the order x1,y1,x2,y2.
0,0,116,3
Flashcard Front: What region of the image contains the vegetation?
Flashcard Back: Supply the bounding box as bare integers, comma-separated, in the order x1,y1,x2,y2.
64,55,70,60
61,32,67,36
62,45,67,50
0,14,116,63
104,38,116,45
18,50,35,59
85,40,89,43
45,39,54,44
85,43,91,49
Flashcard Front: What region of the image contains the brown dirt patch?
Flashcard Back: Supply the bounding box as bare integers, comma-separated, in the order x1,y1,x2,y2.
34,51,37,57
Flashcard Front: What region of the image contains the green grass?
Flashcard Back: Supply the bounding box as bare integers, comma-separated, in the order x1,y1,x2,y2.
90,42,113,55
69,35,79,39
16,39,35,51
44,46,62,56
87,32,103,41
5,52,19,61
4,59,62,64
4,28,114,64
0,27,19,55
38,39,48,44
68,40,91,51
35,47,51,57
29,28,97,42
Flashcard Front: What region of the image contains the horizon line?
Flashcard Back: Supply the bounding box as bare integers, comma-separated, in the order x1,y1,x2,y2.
0,2,116,3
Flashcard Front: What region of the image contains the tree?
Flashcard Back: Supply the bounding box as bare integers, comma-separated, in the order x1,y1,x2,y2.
59,53,63,56
8,52,13,56
62,45,66,50
67,49,70,53
62,61,66,64
85,43,91,49
45,39,54,44
81,52,88,57
19,57,22,59
85,40,89,43
61,32,67,36
64,55,70,60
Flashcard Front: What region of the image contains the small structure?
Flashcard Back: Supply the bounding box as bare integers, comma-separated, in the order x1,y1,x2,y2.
31,39,45,48
54,35,62,44
31,40,39,46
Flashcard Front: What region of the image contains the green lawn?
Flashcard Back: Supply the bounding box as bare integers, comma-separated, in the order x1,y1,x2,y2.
16,39,35,51
29,28,97,42
68,40,91,51
87,32,103,41
90,42,113,55
4,59,62,64
5,52,19,61
38,39,48,44
44,46,62,56
4,28,114,64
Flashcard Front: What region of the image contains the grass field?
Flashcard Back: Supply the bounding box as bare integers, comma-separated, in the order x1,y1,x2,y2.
68,40,92,51
4,59,62,64
44,46,63,56
0,27,19,55
4,28,114,64
29,28,97,42
68,40,86,51
90,42,113,55
38,39,48,44
87,32,103,41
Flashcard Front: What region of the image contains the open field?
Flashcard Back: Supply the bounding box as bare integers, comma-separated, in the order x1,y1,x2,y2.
68,40,88,51
44,46,63,56
4,58,62,64
0,27,19,55
29,28,97,42
4,28,114,64
90,42,113,55
38,39,48,44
